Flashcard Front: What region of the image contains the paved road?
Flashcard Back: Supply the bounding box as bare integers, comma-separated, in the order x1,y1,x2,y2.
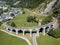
33,33,37,45
0,30,32,45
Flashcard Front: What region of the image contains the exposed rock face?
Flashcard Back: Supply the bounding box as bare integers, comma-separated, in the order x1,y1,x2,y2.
43,0,57,13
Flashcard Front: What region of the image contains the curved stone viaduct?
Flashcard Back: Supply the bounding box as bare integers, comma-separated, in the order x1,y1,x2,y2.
2,19,57,37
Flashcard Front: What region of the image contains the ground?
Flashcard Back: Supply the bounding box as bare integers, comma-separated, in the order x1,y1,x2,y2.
10,14,38,27
0,31,28,45
8,8,45,27
0,0,60,45
37,33,60,45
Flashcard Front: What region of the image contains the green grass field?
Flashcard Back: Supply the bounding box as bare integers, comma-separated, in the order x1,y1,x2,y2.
0,31,28,45
37,33,60,45
10,13,38,27
8,8,46,27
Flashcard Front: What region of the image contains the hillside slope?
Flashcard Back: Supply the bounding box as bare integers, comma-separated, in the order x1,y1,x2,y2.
0,0,60,14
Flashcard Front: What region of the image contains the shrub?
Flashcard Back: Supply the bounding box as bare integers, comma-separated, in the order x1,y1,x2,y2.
41,15,52,25
52,7,60,18
48,29,60,38
10,13,14,17
27,16,33,22
27,16,39,23
11,22,16,27
27,16,36,22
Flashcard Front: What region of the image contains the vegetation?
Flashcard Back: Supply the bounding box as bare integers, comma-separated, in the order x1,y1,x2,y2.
37,33,60,45
27,16,38,23
0,31,28,45
10,22,16,27
13,0,43,8
0,22,2,26
52,7,60,18
27,16,35,22
1,0,16,5
10,13,14,17
52,6,60,27
41,15,52,25
1,0,51,8
8,14,38,27
48,29,60,38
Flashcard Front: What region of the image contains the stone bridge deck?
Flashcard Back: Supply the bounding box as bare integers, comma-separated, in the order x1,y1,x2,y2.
2,18,57,37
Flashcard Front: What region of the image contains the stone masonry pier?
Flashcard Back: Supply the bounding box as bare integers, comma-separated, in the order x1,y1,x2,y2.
2,19,57,37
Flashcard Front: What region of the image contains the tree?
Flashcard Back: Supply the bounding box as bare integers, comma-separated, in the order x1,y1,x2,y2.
27,16,34,22
11,22,16,27
41,15,52,25
27,16,37,22
10,13,14,17
48,29,60,38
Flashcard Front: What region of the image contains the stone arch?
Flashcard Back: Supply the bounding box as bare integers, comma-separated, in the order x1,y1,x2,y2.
45,26,49,32
45,26,49,29
39,27,43,32
12,29,16,32
18,29,23,33
8,28,10,31
25,31,30,33
5,27,8,30
32,31,36,33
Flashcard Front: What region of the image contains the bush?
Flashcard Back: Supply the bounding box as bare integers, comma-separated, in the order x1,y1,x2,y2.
10,13,14,17
27,16,33,22
27,16,39,23
48,29,60,38
41,15,52,25
27,16,36,22
11,22,16,27
52,7,60,18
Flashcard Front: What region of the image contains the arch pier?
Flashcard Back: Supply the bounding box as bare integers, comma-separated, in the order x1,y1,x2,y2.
42,27,45,35
22,29,26,36
10,28,13,33
36,28,39,36
3,21,55,37
4,25,53,37
16,29,19,35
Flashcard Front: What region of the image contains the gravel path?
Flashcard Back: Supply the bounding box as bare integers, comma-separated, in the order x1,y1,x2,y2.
33,33,37,45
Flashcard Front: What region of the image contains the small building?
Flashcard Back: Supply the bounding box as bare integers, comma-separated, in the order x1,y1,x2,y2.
1,12,13,20
0,16,3,22
9,7,23,16
0,4,8,10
